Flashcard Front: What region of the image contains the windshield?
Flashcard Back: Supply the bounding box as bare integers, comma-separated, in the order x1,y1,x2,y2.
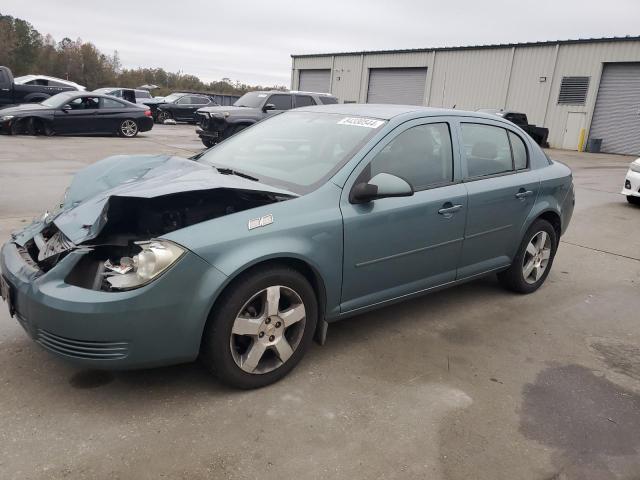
14,75,34,85
198,111,386,193
163,93,185,103
233,91,269,108
40,92,76,108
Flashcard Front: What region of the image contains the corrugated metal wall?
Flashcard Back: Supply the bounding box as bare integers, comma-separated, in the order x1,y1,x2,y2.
291,40,640,149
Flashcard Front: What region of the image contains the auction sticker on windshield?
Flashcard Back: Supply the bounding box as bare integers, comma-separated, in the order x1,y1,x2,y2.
337,117,385,128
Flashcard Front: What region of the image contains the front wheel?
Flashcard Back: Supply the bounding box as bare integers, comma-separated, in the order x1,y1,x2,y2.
201,266,317,389
118,119,138,138
201,137,217,148
498,219,558,294
627,195,640,206
156,111,171,124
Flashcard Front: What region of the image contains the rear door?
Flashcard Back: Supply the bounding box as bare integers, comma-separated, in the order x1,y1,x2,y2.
293,94,316,108
53,96,100,134
340,118,467,312
456,121,539,279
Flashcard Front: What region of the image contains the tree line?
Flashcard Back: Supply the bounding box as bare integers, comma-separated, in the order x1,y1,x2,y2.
0,12,286,96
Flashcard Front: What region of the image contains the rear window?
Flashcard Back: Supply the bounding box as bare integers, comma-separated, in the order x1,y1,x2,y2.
320,96,338,105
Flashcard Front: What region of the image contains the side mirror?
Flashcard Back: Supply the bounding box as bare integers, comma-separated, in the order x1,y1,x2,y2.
61,104,72,111
350,173,414,204
263,103,276,112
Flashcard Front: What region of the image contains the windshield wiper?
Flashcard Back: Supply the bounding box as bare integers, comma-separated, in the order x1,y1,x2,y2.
215,167,259,182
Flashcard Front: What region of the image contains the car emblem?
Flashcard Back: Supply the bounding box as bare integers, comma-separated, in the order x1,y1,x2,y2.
248,214,273,230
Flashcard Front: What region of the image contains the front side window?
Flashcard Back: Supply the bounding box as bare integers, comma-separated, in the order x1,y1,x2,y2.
191,95,210,105
461,123,513,178
320,96,339,105
267,94,292,110
68,96,100,110
198,111,386,193
176,96,191,105
365,123,453,190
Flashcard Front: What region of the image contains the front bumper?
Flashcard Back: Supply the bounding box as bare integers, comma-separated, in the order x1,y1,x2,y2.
621,168,640,198
0,241,227,369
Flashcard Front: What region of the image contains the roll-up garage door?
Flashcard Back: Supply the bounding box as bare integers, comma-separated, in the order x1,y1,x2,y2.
589,63,640,155
366,68,428,105
298,69,331,93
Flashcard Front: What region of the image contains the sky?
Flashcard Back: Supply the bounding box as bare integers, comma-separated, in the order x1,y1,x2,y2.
2,0,639,86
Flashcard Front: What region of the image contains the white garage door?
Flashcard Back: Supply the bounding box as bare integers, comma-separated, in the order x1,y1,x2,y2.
366,68,428,105
298,69,331,93
589,63,640,155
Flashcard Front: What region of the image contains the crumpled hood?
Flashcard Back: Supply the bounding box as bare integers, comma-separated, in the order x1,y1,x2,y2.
0,103,50,115
12,154,296,246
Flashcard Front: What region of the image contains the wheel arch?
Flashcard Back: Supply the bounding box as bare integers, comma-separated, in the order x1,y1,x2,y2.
200,255,328,348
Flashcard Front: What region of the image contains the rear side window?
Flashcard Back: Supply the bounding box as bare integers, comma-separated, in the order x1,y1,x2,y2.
136,90,151,99
509,131,528,170
267,94,292,110
101,98,126,109
367,123,453,190
294,95,315,107
461,124,513,178
320,96,338,105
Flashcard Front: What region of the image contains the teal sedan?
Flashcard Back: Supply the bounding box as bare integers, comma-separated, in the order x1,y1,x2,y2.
0,104,574,389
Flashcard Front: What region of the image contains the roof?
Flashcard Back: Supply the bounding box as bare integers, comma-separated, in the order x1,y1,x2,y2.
291,35,640,58
294,103,501,121
13,74,85,89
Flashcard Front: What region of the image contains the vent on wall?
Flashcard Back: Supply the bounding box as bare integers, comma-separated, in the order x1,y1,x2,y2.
557,76,590,105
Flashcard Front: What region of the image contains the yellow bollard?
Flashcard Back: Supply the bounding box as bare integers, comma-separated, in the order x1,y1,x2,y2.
577,128,586,152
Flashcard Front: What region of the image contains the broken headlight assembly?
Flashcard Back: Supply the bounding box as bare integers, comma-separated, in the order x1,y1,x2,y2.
103,239,185,291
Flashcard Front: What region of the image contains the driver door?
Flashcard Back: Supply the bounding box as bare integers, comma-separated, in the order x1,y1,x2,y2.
340,119,467,313
53,96,99,134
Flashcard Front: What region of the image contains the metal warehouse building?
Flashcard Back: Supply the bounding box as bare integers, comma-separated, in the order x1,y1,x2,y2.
290,37,640,155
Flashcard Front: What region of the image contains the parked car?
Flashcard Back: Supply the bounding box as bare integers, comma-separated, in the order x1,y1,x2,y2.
478,109,549,147
622,158,640,205
0,66,80,106
14,74,85,91
0,105,574,389
93,87,153,104
195,90,339,147
142,92,218,123
0,91,153,137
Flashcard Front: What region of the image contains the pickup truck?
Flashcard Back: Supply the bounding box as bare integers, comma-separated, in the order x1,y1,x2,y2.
478,109,550,147
0,66,78,107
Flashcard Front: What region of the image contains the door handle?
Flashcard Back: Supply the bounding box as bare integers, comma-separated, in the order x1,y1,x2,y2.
438,203,463,216
515,189,534,200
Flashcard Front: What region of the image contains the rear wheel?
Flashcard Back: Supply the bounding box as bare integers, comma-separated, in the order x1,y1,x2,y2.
156,111,171,124
498,219,557,294
201,266,317,389
119,119,138,138
627,195,640,206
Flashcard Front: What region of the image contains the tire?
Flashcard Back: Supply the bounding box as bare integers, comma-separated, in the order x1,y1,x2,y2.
497,219,558,294
118,119,138,138
201,137,217,148
156,111,171,124
627,195,640,206
201,266,318,389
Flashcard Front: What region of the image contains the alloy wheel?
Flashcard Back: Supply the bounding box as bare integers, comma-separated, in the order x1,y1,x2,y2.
522,231,552,284
120,120,138,137
230,285,306,374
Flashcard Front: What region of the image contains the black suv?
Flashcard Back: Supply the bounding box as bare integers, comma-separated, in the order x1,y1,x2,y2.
478,109,549,147
195,90,338,147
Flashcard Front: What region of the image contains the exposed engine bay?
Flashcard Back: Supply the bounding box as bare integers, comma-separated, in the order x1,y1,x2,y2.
20,188,290,291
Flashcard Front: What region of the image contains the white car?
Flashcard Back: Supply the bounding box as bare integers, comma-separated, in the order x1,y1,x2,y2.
13,75,85,91
622,158,640,205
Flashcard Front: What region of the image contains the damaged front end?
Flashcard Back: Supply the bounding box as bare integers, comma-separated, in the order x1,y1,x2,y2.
11,154,296,292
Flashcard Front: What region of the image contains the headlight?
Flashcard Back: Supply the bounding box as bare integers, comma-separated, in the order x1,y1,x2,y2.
1,115,15,122
630,162,640,173
104,239,185,290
